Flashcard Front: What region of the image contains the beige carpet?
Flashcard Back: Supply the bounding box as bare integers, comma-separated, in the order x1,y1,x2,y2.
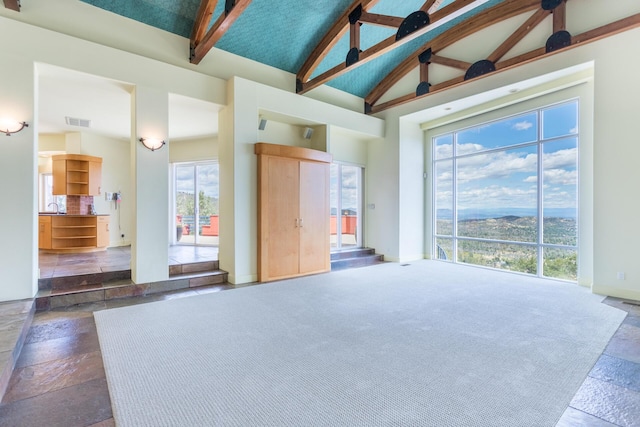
95,261,625,426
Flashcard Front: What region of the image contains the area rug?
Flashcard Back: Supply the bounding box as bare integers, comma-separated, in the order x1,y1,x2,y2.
94,261,625,426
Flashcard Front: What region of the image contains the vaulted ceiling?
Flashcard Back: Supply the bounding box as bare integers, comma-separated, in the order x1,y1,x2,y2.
6,0,640,115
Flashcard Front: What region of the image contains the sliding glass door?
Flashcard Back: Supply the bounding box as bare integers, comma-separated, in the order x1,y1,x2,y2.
174,161,219,246
330,163,363,250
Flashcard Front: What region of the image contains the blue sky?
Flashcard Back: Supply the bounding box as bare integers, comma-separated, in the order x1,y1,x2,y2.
175,163,219,199
435,101,578,216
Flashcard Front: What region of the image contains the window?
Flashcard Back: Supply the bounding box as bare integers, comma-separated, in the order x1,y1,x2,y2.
433,100,579,281
40,173,66,213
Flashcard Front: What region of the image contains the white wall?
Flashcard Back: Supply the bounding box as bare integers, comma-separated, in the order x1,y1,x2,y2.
0,49,37,301
80,133,132,247
169,136,218,163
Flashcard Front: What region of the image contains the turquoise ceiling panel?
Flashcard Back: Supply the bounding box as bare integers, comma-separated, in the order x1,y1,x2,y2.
80,0,508,98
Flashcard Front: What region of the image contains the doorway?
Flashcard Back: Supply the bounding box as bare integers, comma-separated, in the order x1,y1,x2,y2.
330,163,363,250
174,161,219,246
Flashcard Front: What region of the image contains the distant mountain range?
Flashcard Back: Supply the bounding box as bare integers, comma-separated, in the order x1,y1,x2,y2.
437,208,576,220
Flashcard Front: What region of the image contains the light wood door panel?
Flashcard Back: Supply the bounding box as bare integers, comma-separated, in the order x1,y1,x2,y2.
299,161,330,274
266,156,300,279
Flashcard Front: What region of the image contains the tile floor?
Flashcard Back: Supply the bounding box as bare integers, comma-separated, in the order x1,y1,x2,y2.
38,245,219,279
0,254,639,426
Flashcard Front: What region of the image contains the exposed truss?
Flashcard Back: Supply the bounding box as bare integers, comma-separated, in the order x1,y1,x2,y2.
296,0,479,95
3,0,20,12
366,0,640,114
190,0,253,65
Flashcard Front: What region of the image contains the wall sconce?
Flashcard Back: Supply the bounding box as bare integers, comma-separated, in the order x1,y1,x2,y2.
139,137,166,151
1,119,29,136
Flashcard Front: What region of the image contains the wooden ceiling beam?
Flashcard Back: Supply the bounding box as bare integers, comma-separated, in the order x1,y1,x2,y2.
3,0,20,12
190,0,253,65
553,0,566,32
368,13,640,114
365,0,539,107
297,0,477,95
422,0,444,14
359,11,405,29
297,0,381,83
191,0,219,46
487,7,549,64
429,54,471,71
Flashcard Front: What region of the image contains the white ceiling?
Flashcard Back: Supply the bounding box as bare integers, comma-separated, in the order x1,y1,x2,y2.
37,64,220,141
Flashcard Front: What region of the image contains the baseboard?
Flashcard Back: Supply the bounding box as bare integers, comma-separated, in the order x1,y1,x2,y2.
591,284,640,302
228,273,258,285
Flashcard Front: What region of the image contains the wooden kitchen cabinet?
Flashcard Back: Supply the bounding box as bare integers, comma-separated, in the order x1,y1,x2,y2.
52,154,102,196
38,216,52,250
97,215,110,248
39,215,109,253
256,143,332,282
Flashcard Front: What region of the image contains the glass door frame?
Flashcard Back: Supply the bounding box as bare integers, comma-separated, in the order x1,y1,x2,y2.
172,160,218,246
331,162,364,251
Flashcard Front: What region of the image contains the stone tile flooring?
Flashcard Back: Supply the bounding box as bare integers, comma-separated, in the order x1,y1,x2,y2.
38,245,219,279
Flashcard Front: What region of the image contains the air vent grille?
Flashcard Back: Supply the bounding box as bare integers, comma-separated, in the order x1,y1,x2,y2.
65,116,91,128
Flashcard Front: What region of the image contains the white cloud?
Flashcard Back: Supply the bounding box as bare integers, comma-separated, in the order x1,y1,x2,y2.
544,168,577,186
456,150,537,183
543,148,576,169
513,121,533,131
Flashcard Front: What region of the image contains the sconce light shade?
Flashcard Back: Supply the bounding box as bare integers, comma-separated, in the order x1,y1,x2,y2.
139,137,166,151
1,119,28,136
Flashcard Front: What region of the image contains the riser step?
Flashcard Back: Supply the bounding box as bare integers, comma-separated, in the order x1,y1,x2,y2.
36,270,229,311
169,260,219,275
330,248,375,260
331,254,384,271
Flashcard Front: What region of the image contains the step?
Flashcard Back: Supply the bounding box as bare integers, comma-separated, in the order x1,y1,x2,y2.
330,247,376,261
169,260,219,276
36,268,228,311
331,253,385,271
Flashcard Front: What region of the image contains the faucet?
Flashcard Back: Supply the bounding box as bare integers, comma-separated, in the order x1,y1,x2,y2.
48,202,59,214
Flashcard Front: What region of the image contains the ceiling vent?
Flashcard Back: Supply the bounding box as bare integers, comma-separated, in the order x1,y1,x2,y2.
65,116,91,128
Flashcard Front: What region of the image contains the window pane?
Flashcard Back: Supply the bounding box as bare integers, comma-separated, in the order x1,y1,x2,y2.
435,160,453,236
542,101,578,140
457,146,538,242
330,164,338,249
197,163,219,242
341,165,359,248
458,240,537,274
543,247,577,281
456,112,537,155
542,137,577,245
434,134,453,159
435,237,453,261
176,165,195,238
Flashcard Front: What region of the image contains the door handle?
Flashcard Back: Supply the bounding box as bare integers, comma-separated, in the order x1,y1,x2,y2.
295,218,299,228
299,218,303,227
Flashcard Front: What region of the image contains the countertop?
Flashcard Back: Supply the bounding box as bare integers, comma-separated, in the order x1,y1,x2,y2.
38,213,109,216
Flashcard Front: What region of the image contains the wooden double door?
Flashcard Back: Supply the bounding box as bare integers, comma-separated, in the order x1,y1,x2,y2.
256,143,332,282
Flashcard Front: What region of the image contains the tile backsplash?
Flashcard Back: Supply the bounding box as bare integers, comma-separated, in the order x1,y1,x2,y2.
66,195,94,215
